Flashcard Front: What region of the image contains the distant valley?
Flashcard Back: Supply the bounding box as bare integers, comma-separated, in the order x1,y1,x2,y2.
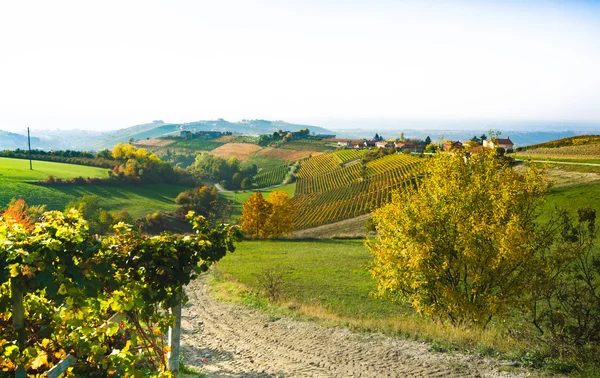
0,118,597,151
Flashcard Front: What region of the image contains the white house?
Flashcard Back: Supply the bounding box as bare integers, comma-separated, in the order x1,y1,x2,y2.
483,137,514,150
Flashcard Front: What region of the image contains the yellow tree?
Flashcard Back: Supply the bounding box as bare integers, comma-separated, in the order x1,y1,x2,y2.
367,149,549,326
241,192,272,239
265,191,294,238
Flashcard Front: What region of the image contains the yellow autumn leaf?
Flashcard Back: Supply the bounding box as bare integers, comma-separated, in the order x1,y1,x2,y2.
30,350,48,370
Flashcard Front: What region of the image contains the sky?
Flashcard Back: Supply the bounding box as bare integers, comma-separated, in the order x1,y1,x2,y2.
1,0,599,132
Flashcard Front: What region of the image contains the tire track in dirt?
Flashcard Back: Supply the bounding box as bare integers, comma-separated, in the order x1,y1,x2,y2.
180,275,532,377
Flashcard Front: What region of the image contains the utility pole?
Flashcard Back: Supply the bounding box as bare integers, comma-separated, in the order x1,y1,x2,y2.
27,127,32,170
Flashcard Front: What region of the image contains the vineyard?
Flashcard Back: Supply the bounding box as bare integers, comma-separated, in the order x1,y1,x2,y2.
171,139,224,151
254,164,289,188
292,152,424,229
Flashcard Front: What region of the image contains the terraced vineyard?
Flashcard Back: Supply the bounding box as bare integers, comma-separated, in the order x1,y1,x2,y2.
254,164,289,188
333,149,366,164
292,152,424,229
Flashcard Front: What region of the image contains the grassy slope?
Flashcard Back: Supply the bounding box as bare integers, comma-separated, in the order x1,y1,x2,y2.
0,157,186,217
0,182,187,218
216,239,399,318
0,157,109,181
543,182,600,219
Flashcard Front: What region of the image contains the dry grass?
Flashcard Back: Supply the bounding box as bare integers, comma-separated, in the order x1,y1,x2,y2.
210,143,263,160
213,135,238,143
256,147,322,162
133,138,177,147
288,214,373,239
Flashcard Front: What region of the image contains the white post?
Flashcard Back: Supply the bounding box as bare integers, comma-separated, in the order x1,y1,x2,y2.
168,296,182,375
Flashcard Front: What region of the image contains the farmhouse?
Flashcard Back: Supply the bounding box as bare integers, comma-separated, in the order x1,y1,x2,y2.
483,137,514,150
443,141,463,151
337,140,352,147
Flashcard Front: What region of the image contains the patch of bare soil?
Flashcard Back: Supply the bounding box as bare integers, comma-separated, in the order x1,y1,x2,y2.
211,144,264,160
133,138,177,148
289,214,373,239
181,276,533,378
256,148,322,162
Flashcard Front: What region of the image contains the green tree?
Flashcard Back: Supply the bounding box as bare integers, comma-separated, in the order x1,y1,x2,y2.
367,149,548,326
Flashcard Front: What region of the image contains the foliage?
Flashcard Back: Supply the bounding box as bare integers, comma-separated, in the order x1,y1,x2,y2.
527,208,600,350
175,185,231,223
241,191,294,239
367,149,549,326
0,149,116,169
65,195,132,235
0,208,241,377
192,152,257,190
241,193,272,239
264,191,294,238
109,143,178,184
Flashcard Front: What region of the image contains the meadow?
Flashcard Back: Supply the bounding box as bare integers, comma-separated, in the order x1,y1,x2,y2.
0,157,109,181
0,157,186,217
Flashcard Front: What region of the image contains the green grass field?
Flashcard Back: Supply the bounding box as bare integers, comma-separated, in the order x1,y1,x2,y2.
0,182,187,218
0,157,187,217
542,182,600,219
216,239,400,319
171,139,224,151
218,183,296,220
242,156,287,170
0,157,109,181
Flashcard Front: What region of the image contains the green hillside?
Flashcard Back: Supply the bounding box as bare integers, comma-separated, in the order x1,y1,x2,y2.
0,157,185,218
0,157,109,181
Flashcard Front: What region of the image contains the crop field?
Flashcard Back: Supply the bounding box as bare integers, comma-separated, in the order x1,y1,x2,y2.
254,164,289,188
279,139,335,152
255,147,321,162
170,139,224,151
214,135,258,144
291,153,424,229
133,138,177,148
512,143,600,160
210,143,264,160
332,149,366,163
242,156,287,170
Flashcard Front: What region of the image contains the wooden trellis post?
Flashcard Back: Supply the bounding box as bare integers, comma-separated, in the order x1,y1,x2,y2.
11,279,26,378
168,295,182,375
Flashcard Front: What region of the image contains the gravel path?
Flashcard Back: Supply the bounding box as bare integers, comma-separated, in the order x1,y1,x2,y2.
180,276,533,378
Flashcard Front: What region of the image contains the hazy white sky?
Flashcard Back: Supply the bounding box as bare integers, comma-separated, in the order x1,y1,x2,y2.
1,0,599,132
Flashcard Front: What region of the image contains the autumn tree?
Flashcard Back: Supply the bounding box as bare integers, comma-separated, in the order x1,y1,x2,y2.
241,191,294,239
367,149,549,326
265,191,294,237
241,192,273,239
2,199,33,229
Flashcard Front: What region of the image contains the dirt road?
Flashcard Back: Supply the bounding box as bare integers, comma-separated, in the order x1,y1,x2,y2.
180,276,532,378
